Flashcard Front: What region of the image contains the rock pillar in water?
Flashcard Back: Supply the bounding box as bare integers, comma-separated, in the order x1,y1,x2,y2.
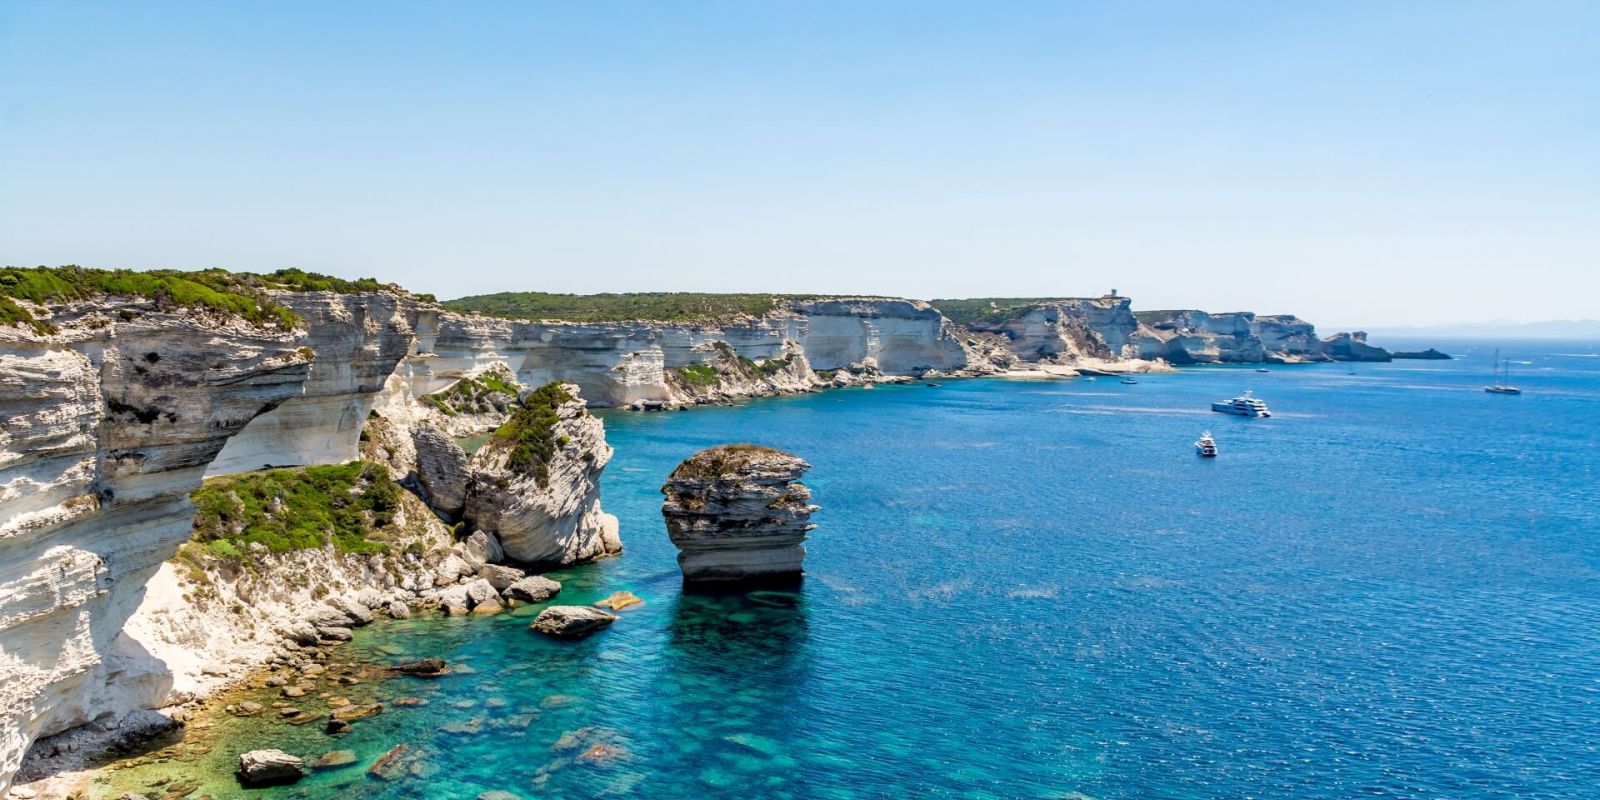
660,445,817,583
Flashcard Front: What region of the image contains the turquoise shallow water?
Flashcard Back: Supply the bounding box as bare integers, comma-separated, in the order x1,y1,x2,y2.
102,342,1600,799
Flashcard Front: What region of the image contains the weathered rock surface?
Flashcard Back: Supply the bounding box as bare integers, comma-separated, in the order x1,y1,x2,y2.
661,445,818,582
389,658,449,677
412,423,471,519
465,385,622,566
0,306,312,790
504,576,562,604
208,291,430,475
237,749,305,786
530,606,618,639
1320,331,1393,362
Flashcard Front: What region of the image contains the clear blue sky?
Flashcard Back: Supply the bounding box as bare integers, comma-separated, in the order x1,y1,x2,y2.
2,1,1595,326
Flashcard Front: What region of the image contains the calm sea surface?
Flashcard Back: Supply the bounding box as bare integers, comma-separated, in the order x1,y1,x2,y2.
98,341,1600,799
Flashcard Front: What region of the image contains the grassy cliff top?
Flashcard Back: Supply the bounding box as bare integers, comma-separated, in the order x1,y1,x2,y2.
0,265,432,334
489,381,577,486
667,443,807,482
929,297,1115,326
443,291,821,323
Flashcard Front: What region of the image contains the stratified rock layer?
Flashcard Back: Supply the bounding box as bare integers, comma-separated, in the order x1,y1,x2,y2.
465,385,621,566
660,445,817,583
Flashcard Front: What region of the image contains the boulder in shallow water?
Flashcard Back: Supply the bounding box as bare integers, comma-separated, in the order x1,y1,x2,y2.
530,606,618,639
660,444,818,583
330,703,383,723
505,575,562,603
479,563,526,592
237,749,304,787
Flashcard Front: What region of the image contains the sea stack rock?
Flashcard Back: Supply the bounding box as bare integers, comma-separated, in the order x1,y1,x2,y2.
661,445,818,583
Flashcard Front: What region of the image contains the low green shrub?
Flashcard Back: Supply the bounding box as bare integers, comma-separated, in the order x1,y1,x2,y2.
491,382,573,486
190,461,399,557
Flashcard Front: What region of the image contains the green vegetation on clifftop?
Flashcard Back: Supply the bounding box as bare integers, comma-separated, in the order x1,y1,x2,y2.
930,297,1108,326
1,265,298,333
0,265,432,334
491,382,575,486
189,461,400,559
421,366,521,417
443,291,815,323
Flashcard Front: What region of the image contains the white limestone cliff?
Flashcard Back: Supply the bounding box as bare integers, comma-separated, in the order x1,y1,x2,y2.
0,305,310,791
464,384,621,566
206,292,429,475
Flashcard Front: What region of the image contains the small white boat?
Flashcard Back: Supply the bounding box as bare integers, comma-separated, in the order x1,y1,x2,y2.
1120,377,1138,385
1085,376,1097,382
1195,432,1218,457
1255,368,1270,373
1211,390,1271,417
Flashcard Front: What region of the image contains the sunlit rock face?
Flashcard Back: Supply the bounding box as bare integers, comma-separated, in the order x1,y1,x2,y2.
789,298,968,373
1132,310,1333,364
464,384,621,567
1320,331,1392,362
403,300,963,410
962,297,1144,362
0,306,309,792
207,293,431,475
661,445,817,583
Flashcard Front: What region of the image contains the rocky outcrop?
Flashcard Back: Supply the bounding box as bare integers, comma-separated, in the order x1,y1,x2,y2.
1390,348,1452,360
661,445,818,583
411,423,470,519
464,385,621,567
1132,310,1327,364
207,292,432,475
1320,331,1392,362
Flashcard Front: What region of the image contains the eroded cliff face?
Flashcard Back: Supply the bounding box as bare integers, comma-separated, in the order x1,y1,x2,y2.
1128,310,1327,364
0,306,310,790
464,385,621,566
661,445,817,583
401,298,970,411
207,292,432,475
960,297,1145,363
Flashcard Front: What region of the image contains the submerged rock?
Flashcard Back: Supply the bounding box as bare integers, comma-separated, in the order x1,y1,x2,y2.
312,749,358,770
236,749,304,787
530,606,618,639
660,445,818,583
367,744,410,781
593,591,644,611
390,658,450,677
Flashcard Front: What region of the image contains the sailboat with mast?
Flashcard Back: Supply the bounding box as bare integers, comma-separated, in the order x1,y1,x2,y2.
1484,349,1522,395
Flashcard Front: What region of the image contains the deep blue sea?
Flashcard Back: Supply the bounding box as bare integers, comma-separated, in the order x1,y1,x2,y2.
105,341,1600,800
